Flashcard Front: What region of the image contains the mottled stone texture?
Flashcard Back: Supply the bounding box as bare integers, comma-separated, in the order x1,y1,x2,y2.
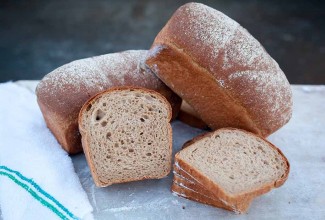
0,0,324,84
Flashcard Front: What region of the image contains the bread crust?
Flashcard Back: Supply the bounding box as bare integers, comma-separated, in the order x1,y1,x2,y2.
174,128,290,212
173,160,252,213
36,50,181,154
146,3,292,137
178,101,209,129
78,86,173,187
171,182,235,212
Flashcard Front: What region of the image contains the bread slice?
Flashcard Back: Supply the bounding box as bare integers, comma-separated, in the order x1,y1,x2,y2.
178,101,208,129
78,87,172,187
173,128,290,213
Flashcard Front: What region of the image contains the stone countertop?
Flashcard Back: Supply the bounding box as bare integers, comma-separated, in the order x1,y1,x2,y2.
6,81,325,219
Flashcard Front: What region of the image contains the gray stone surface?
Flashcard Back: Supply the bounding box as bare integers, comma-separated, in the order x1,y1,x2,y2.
1,0,325,84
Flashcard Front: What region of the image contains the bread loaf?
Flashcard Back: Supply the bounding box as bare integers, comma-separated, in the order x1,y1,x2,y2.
146,3,292,137
78,87,172,187
36,50,181,154
172,128,290,213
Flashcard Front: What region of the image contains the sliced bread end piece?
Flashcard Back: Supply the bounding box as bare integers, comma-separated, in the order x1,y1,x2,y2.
175,128,289,209
79,87,172,187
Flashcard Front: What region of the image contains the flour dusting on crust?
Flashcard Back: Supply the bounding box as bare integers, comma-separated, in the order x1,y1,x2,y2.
36,50,164,115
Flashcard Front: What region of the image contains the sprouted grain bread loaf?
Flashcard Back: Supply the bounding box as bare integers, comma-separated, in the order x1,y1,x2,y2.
172,128,290,213
78,87,173,187
36,50,181,154
146,2,292,137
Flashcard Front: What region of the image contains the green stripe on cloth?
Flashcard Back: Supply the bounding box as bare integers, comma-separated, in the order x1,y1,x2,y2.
0,166,78,220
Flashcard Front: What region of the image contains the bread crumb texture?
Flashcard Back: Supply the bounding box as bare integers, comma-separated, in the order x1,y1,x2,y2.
80,88,172,185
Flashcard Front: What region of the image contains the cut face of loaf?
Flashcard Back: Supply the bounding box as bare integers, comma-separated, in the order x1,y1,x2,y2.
174,128,289,213
36,50,181,154
146,2,292,137
79,87,172,187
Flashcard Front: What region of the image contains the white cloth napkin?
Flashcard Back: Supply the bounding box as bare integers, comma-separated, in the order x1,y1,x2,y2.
0,82,93,220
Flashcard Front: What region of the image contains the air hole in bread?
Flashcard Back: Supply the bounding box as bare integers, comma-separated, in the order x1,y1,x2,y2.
95,109,105,121
106,132,111,139
140,118,145,122
146,153,152,156
101,121,107,127
145,95,153,100
129,149,134,153
143,115,149,119
140,132,143,135
258,146,266,153
114,143,119,148
103,103,107,107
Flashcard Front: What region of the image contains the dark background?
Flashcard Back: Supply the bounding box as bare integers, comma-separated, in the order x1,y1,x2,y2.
0,0,324,84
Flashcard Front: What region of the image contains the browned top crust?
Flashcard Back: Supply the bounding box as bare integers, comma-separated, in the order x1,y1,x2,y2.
147,3,293,136
36,50,179,119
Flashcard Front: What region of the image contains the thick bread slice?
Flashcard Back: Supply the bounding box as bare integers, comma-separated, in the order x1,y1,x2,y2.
178,101,208,129
175,128,290,213
36,50,181,154
146,3,292,137
171,183,233,212
79,87,172,187
173,163,252,213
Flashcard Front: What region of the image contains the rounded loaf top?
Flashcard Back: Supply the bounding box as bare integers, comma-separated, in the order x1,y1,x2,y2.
36,50,165,117
149,2,293,136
